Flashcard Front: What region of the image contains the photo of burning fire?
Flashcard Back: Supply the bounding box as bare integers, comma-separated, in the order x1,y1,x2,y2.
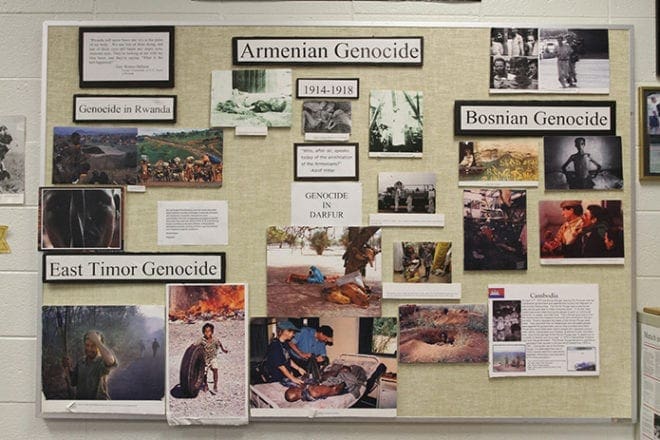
167,284,247,424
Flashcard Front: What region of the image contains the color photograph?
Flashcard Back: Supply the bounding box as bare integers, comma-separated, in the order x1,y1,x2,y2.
544,136,623,190
137,128,223,186
463,189,527,270
539,199,624,263
39,186,123,251
393,241,451,283
167,284,247,425
399,304,488,363
249,317,396,417
266,226,382,317
369,90,423,157
52,126,138,185
41,305,165,401
492,345,526,372
211,69,292,128
0,116,25,204
458,139,539,186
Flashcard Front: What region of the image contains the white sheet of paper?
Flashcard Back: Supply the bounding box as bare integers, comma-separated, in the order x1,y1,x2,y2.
158,201,228,246
640,322,660,440
291,182,362,226
488,283,599,377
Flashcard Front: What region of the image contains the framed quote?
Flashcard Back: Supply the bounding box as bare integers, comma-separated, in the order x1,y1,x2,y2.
639,87,660,179
79,26,174,88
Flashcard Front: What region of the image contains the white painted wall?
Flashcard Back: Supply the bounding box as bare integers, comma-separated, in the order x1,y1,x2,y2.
0,0,653,438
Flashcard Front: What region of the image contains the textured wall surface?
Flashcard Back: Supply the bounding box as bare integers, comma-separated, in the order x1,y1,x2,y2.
0,0,654,438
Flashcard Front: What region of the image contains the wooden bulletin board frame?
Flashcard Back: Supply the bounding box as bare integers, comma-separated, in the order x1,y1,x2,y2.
39,21,636,423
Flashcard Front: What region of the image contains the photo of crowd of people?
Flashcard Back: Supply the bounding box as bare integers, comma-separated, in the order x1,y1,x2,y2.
544,136,623,190
463,189,527,271
539,199,624,262
137,128,223,187
490,28,539,91
492,300,521,342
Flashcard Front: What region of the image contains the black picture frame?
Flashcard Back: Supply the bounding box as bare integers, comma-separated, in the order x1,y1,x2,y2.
294,143,359,181
638,87,660,180
296,78,360,99
73,94,177,123
454,100,616,136
43,252,226,283
78,26,175,88
233,36,423,66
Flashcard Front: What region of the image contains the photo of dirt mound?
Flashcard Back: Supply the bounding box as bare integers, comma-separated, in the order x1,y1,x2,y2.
399,304,488,363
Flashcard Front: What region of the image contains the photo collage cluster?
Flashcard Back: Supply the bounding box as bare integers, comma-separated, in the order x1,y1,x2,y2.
35,25,627,424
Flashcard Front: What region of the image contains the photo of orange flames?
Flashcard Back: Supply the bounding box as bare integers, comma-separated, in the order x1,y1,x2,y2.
168,284,245,322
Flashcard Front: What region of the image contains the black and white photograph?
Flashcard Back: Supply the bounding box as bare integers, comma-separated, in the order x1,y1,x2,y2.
544,136,623,190
38,186,123,251
538,28,609,93
0,116,25,204
369,90,423,157
52,127,138,185
302,101,351,139
463,189,527,271
249,317,396,417
210,69,292,128
377,172,435,214
41,305,165,416
492,300,521,342
490,28,539,91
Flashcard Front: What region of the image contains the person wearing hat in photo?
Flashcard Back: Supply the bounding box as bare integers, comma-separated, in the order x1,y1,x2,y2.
264,320,307,386
542,200,584,258
288,325,334,380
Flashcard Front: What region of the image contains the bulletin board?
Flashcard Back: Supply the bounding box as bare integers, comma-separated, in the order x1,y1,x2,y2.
40,22,635,422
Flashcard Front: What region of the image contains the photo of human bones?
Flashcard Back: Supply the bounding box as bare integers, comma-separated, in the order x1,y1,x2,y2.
52,127,138,185
41,305,165,401
463,189,527,271
490,28,539,91
39,186,123,251
491,300,521,342
369,90,423,157
378,172,436,214
490,28,609,94
136,128,223,187
167,284,247,424
539,199,624,262
211,69,292,127
399,304,488,363
393,241,451,283
249,316,396,414
266,226,382,318
458,139,539,186
0,116,25,204
302,101,351,134
543,136,623,190
538,28,609,93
